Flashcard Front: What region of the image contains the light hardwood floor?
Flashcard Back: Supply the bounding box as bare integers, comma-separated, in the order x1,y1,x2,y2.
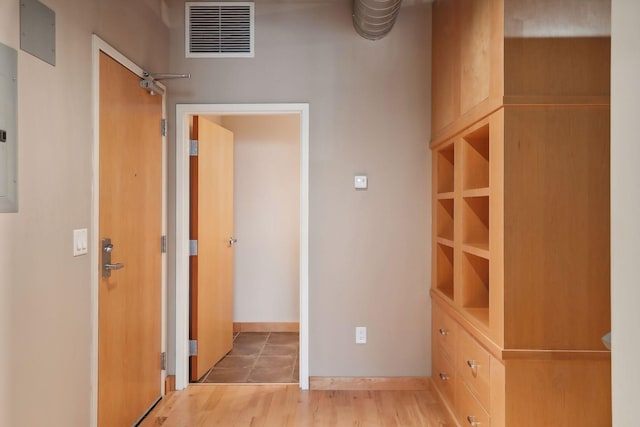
139,383,453,426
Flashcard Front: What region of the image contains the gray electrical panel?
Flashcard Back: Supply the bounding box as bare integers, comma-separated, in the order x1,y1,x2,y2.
0,43,18,213
20,0,56,66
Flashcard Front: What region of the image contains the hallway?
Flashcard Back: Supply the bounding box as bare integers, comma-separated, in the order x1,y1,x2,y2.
198,332,299,384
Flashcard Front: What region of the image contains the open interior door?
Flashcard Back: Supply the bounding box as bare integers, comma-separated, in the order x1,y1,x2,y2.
189,116,235,381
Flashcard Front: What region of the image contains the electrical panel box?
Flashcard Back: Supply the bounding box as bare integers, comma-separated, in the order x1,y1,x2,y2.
0,43,18,213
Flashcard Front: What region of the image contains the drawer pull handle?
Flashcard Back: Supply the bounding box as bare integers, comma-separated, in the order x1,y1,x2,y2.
467,415,480,426
438,328,448,336
466,359,478,370
438,372,448,381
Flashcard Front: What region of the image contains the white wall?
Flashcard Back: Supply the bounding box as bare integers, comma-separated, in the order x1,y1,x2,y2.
167,0,432,377
222,115,300,323
611,1,640,425
0,0,168,425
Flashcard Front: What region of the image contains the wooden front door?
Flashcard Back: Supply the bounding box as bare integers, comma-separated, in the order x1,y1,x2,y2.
190,116,235,381
98,52,163,426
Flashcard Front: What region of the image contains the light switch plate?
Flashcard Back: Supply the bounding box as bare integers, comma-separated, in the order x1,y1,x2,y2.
73,228,88,256
354,175,368,190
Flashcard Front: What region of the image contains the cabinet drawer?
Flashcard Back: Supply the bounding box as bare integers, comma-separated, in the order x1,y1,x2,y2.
457,328,491,408
433,346,456,405
433,303,458,358
457,378,490,427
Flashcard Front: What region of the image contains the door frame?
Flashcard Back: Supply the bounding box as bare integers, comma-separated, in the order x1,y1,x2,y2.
90,35,168,427
175,104,310,390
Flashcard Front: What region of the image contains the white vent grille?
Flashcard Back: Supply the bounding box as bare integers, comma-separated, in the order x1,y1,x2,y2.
186,2,254,58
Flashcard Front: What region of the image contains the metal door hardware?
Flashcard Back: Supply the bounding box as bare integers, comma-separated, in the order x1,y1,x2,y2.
228,237,237,246
102,238,125,279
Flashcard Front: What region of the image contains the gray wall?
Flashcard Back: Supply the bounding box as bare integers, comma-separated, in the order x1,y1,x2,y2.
0,0,169,425
611,0,640,425
167,0,432,377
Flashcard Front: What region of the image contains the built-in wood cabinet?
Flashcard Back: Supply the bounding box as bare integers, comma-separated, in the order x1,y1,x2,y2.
431,0,610,141
430,1,612,426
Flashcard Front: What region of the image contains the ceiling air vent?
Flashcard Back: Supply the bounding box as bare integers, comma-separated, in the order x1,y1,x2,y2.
185,2,254,58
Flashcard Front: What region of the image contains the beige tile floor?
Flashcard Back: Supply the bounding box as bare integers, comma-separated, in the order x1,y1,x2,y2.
199,332,299,383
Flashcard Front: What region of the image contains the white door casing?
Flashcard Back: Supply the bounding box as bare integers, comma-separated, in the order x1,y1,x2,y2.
175,104,309,390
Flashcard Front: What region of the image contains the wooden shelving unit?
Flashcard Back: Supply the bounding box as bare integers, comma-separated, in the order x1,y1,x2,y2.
429,1,611,426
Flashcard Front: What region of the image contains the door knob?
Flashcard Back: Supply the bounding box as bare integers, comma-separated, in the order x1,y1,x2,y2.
102,238,125,279
229,237,237,246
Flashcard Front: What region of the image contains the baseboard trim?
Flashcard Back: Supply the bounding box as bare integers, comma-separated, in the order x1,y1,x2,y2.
164,375,176,394
309,377,431,391
233,322,299,333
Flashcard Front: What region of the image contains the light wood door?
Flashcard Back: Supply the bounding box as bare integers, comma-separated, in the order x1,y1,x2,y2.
98,52,162,426
190,116,234,381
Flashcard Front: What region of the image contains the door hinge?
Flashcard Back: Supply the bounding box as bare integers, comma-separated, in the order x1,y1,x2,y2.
161,235,167,254
189,139,198,156
161,118,167,137
189,340,198,356
189,239,198,256
161,351,167,370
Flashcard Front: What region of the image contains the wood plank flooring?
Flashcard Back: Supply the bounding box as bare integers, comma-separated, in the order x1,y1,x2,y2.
139,383,453,426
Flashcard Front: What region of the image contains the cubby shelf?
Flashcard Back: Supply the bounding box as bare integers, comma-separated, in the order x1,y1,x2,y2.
462,196,489,249
466,307,490,328
461,251,489,313
436,243,454,300
463,124,490,191
437,145,455,194
436,198,454,241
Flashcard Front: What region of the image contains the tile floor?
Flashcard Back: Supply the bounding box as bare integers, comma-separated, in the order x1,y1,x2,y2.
199,332,299,384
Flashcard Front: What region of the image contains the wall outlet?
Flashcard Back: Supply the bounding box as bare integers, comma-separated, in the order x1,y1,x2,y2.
355,326,367,344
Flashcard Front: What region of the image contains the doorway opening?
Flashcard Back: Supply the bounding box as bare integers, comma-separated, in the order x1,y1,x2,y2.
175,104,310,390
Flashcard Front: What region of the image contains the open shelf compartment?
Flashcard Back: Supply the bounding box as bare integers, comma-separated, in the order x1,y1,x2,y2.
437,198,454,241
461,252,489,327
436,243,454,300
463,123,489,191
437,145,455,194
462,196,489,250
